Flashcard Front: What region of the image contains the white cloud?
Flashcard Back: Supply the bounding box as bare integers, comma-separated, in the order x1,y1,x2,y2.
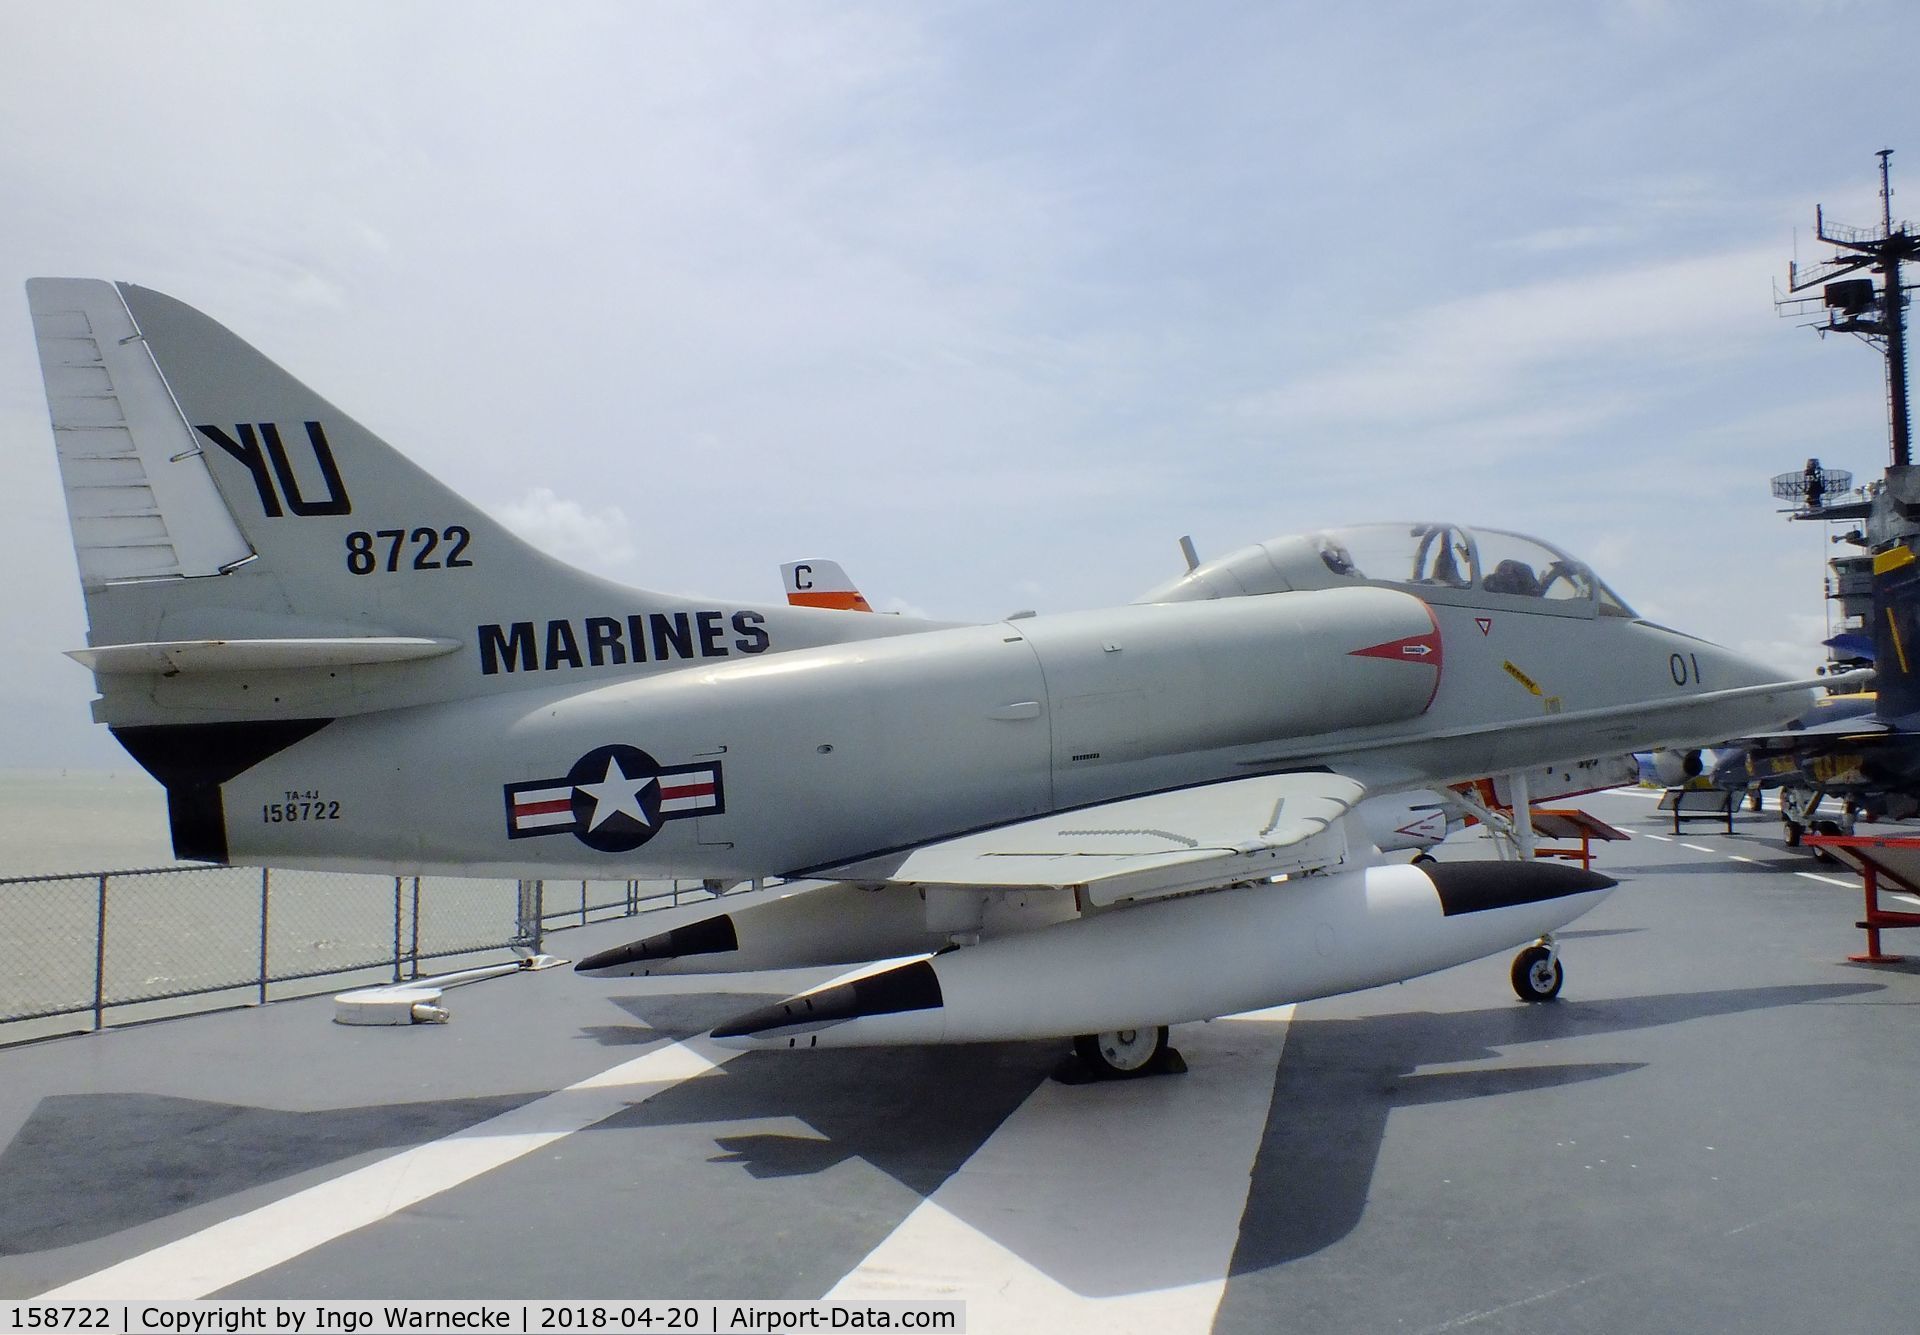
1231,245,1781,438
1500,224,1635,254
877,595,934,621
490,487,638,577
1733,610,1838,678
0,2,1915,770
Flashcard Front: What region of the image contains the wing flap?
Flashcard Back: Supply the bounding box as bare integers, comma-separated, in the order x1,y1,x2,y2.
821,772,1367,906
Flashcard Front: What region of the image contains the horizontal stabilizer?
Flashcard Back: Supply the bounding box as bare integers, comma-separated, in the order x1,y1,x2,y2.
68,637,462,675
820,772,1366,905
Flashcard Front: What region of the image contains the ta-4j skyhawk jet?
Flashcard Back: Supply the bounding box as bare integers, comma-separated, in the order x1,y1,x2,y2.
28,278,1833,1076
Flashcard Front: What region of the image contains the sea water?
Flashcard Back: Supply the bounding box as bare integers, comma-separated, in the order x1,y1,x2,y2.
0,770,181,877
0,771,674,1041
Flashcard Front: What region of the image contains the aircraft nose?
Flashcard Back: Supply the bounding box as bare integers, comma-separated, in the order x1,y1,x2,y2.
1692,638,1796,690
1663,635,1826,740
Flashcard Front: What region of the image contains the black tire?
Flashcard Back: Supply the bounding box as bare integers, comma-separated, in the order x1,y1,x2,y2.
1511,945,1563,1002
1810,819,1844,862
1073,1026,1170,1078
1784,821,1803,847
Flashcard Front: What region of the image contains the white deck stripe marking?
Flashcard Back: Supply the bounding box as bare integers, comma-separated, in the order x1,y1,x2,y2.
1729,855,1757,864
1796,872,1859,889
40,1037,739,1299
827,1007,1293,1334
1681,843,1716,853
1888,891,1920,911
1643,833,1672,842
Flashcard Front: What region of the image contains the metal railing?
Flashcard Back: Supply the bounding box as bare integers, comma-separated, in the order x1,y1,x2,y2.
0,864,707,1045
530,876,711,937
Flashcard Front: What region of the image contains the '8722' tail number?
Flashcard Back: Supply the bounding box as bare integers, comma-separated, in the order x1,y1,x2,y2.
346,525,473,574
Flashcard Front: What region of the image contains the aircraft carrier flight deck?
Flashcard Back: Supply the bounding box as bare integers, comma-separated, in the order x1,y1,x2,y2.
3,788,1916,1335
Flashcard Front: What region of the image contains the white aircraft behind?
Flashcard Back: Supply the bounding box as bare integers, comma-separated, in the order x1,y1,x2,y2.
27,279,1834,1075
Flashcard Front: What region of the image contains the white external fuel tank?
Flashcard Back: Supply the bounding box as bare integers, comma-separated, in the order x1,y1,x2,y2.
710,859,1613,1049
574,879,1077,977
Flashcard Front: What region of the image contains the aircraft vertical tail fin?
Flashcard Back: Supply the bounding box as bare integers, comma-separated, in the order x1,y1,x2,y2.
1872,540,1920,721
27,278,615,654
26,279,926,734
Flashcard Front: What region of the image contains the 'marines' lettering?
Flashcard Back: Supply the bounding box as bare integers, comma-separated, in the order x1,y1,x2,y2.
478,610,770,675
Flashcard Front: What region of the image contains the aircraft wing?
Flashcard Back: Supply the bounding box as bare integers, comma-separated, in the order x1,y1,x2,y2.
1729,715,1892,750
817,772,1366,907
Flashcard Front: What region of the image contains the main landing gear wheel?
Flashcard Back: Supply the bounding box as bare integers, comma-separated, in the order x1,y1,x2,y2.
1511,944,1563,1002
1056,1026,1186,1082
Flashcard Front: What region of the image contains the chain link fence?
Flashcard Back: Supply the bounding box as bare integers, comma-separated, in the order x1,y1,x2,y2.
0,865,712,1046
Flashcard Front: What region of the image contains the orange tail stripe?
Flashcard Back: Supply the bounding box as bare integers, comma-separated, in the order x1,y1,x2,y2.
788,591,874,612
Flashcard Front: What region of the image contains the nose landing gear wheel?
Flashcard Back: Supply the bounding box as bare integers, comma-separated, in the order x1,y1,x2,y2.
1056,1025,1185,1081
1811,819,1844,862
1511,944,1563,1002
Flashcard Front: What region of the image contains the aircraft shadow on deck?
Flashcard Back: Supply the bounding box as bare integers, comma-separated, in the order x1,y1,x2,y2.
1224,980,1883,1278
0,1089,526,1256
592,978,1886,1295
0,981,1879,1295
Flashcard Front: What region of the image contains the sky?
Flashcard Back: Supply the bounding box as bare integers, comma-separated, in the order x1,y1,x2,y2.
2,0,1916,771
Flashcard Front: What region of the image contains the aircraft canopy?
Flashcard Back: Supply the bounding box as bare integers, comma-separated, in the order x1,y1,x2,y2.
1144,522,1638,617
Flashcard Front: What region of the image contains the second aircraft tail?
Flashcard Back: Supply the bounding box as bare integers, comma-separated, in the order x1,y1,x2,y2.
1873,539,1920,723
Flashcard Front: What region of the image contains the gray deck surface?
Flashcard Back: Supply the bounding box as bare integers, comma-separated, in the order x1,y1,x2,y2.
3,789,1916,1333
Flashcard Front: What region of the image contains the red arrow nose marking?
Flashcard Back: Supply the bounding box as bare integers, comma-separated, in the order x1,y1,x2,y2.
1350,630,1443,670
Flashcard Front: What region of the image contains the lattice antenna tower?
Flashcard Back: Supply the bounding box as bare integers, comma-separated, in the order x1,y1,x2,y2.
1777,149,1920,467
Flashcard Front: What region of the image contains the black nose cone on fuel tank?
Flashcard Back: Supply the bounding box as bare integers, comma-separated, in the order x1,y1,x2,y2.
1420,861,1616,917
574,914,741,975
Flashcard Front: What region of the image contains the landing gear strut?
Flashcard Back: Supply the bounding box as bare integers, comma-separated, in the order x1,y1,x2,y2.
1782,786,1823,848
1054,1025,1186,1082
1511,937,1564,1002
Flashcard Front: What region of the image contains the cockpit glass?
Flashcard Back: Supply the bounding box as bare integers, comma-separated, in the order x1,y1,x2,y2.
1303,523,1636,616
1314,524,1477,588
1473,529,1587,602
1594,580,1636,617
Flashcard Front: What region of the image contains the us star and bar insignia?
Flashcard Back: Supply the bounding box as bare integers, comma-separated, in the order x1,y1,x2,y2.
505,744,724,853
